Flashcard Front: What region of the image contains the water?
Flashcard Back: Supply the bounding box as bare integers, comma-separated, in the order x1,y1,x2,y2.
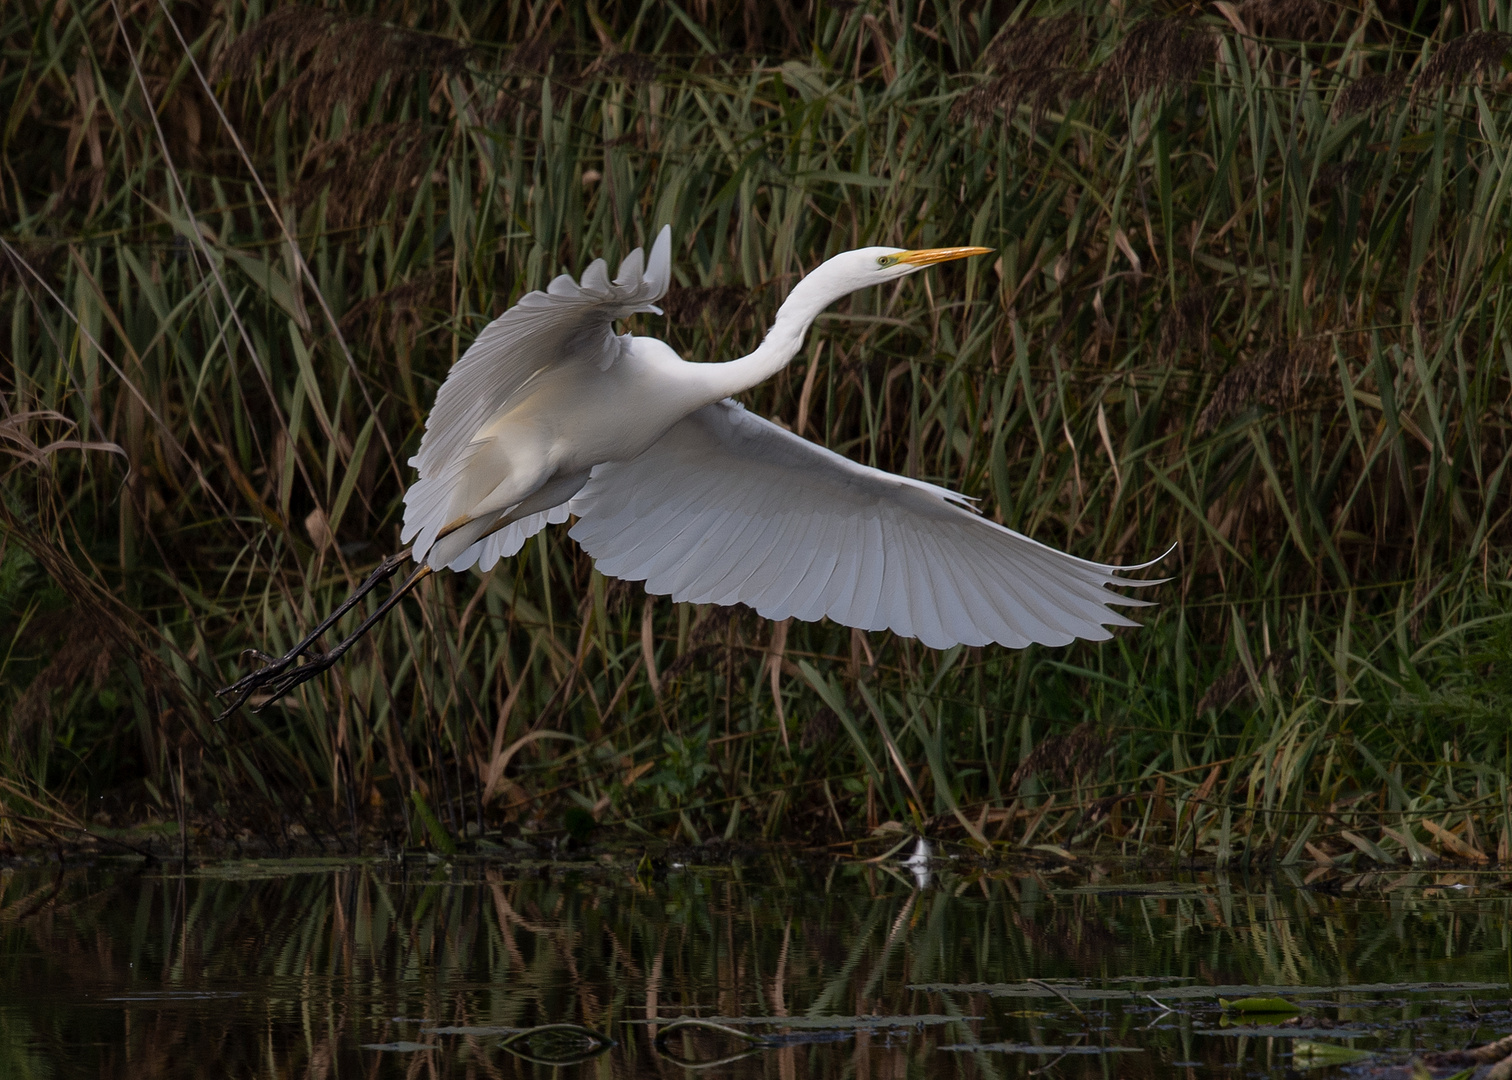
1,852,1508,1077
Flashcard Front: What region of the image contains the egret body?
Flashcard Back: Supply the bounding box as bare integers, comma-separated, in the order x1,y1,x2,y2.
218,228,1162,715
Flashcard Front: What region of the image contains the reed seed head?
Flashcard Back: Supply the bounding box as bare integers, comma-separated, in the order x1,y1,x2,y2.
1010,721,1106,793
218,9,475,119
1158,287,1215,362
1417,30,1512,95
1333,71,1407,117
1095,18,1216,103
953,15,1088,126
1240,0,1336,42
1195,341,1329,436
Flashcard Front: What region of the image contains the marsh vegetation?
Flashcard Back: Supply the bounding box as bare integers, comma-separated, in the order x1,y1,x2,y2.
3,0,1512,861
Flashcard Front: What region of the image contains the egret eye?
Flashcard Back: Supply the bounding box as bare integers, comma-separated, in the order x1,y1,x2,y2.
876,254,897,267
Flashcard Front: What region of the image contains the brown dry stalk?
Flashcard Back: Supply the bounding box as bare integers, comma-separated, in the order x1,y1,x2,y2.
0,240,64,295
10,617,115,754
0,499,203,736
1158,287,1215,362
952,15,1088,126
1195,647,1297,714
661,284,747,326
801,707,840,750
338,265,451,338
583,52,660,83
1093,18,1216,103
956,15,1217,127
1422,1033,1512,1074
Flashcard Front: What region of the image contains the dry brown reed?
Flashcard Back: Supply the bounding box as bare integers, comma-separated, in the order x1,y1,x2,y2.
583,51,660,83
661,284,749,326
292,120,431,229
1093,18,1215,102
1157,287,1215,362
1194,648,1296,715
952,15,1088,126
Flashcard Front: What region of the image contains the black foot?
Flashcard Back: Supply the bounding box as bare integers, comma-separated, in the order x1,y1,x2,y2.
215,648,335,719
213,552,426,722
214,650,341,720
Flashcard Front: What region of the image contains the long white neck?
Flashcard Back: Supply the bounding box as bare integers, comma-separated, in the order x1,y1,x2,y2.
689,263,863,406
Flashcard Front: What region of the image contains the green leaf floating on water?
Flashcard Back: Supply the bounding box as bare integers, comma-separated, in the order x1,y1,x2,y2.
1219,996,1300,1014
1291,1042,1373,1069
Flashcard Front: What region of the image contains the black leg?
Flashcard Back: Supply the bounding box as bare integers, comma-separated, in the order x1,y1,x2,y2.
215,554,428,720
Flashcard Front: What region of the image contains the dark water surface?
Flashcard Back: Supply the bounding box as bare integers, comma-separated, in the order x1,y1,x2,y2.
1,852,1508,1077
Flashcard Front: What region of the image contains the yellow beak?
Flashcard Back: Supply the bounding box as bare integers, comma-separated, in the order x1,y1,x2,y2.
897,245,994,267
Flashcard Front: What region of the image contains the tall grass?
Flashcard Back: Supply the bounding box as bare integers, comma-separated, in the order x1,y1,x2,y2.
3,0,1512,862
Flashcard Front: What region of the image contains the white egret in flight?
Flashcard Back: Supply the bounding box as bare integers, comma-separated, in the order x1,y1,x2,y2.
218,227,1163,716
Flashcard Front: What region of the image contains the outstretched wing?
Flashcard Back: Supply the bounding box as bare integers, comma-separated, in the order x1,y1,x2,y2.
401,227,672,552
569,400,1165,650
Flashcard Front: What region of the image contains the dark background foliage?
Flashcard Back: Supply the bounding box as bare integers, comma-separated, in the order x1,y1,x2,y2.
3,0,1511,863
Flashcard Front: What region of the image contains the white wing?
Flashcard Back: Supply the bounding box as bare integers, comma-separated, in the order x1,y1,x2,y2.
466,502,574,573
401,227,672,553
569,399,1164,649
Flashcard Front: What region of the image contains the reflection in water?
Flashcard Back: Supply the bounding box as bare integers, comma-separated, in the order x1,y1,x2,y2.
0,855,1507,1077
901,838,933,889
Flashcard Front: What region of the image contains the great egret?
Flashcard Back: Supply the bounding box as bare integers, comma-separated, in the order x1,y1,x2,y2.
217,227,1162,716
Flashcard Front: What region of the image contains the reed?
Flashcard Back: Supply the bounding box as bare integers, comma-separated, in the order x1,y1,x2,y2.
3,0,1511,864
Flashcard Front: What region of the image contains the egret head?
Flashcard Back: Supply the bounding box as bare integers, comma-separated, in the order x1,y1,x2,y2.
804,244,994,297
756,241,998,363
873,245,995,277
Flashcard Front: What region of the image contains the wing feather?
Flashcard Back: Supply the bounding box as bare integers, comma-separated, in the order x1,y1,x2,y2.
809,514,865,624
746,505,828,605
948,542,1031,647
968,546,1076,644
569,399,1165,650
820,515,864,621
739,496,820,606
874,514,911,639
784,514,841,623
916,529,982,646
895,517,943,644
681,500,778,603
719,503,791,606
640,503,739,587
403,228,672,552
459,501,573,573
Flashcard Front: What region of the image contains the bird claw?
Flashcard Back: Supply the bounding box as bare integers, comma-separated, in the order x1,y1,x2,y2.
215,646,328,717
246,655,337,712
212,552,421,721
214,652,333,720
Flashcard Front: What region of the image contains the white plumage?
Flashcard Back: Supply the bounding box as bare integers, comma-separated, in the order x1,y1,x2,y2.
401,227,1163,648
